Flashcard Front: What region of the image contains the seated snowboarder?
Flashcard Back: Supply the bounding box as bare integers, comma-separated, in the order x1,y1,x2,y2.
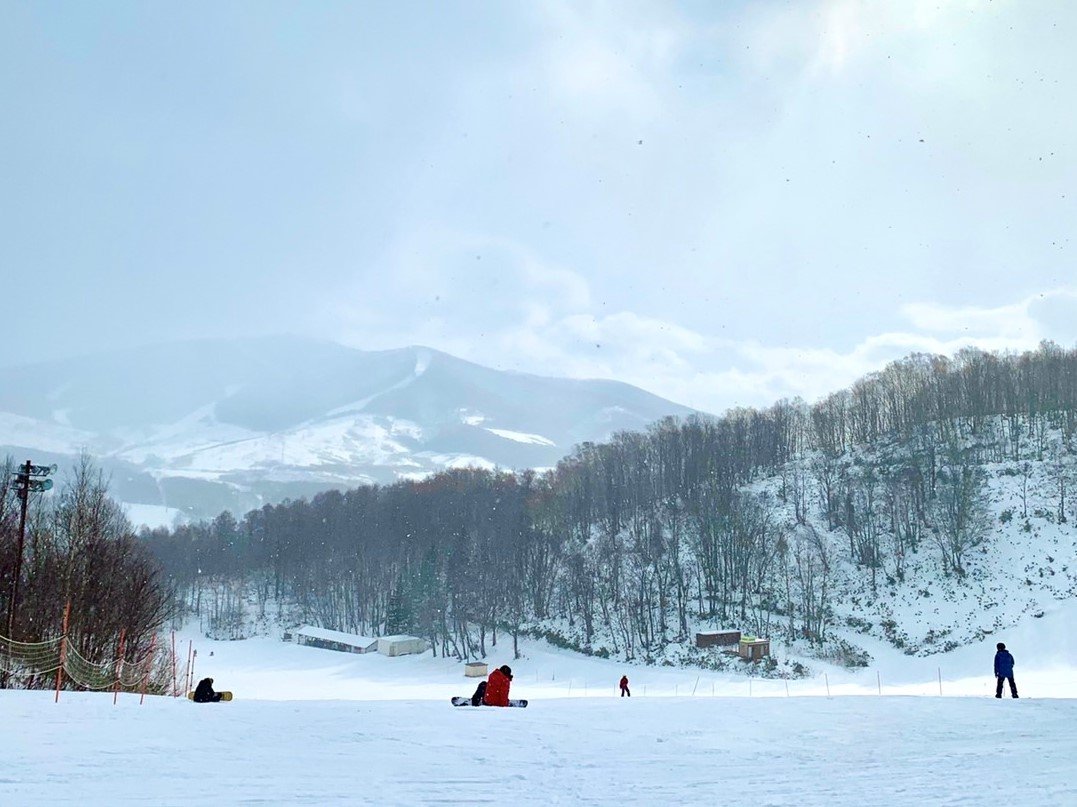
482,664,512,707
994,643,1018,699
193,676,224,703
470,679,488,707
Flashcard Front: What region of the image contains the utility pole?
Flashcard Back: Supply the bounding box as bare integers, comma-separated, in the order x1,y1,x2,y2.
2,460,55,689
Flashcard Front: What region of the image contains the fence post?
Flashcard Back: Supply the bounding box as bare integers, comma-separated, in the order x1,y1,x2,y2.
54,601,70,704
140,633,158,705
171,631,177,697
113,628,126,706
937,667,942,696
692,676,700,696
785,680,790,697
184,640,193,696
877,671,882,695
824,673,830,698
748,678,752,697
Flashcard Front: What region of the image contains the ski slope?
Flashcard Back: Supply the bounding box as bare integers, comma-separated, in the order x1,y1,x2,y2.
5,689,1074,805
6,619,1077,806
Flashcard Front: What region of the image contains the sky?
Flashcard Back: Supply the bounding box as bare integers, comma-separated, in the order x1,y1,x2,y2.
1,0,1075,414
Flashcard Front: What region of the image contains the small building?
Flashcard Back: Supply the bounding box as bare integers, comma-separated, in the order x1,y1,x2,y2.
289,625,378,655
377,635,428,657
738,636,770,662
696,630,742,649
464,662,488,678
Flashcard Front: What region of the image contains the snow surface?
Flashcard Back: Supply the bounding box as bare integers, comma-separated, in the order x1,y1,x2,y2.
485,427,557,446
0,411,98,455
122,502,185,530
7,691,1076,806
7,612,1077,805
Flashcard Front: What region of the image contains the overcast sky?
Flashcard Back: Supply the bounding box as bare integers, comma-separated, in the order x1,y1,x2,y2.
1,0,1074,414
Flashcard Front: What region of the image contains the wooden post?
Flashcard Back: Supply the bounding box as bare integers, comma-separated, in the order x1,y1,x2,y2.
185,640,193,696
113,628,126,706
54,601,70,704
140,634,158,705
824,673,830,698
692,676,700,696
171,631,177,697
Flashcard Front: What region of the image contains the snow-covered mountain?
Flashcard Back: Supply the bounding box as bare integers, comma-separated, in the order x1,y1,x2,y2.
0,336,695,521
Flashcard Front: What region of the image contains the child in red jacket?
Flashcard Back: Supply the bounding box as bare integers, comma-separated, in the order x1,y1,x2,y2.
483,665,513,706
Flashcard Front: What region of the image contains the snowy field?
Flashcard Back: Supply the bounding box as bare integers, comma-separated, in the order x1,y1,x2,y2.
5,689,1075,806
6,613,1077,807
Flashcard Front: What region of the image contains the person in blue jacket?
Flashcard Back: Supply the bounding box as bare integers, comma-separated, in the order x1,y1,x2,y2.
994,643,1018,698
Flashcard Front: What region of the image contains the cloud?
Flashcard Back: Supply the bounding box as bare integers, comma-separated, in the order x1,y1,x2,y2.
697,288,1077,410
902,289,1077,342
315,0,1077,417
533,0,686,119
329,212,1077,415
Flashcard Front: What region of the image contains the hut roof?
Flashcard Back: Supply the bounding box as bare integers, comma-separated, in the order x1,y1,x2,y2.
295,626,377,647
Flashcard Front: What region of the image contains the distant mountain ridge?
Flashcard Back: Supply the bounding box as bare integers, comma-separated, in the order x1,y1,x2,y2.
0,336,696,521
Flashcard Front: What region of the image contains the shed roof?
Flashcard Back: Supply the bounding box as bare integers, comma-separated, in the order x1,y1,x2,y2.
295,625,377,646
378,634,425,643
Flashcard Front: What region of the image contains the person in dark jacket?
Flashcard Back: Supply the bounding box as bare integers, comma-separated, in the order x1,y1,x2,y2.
619,675,631,697
193,677,223,703
470,679,488,707
994,643,1018,698
483,665,512,707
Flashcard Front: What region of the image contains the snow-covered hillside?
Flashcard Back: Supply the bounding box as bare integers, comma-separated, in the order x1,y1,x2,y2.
6,628,1077,806
769,426,1077,670
0,336,693,520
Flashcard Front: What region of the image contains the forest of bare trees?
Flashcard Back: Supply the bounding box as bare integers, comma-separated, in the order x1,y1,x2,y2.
0,456,174,689
144,343,1077,663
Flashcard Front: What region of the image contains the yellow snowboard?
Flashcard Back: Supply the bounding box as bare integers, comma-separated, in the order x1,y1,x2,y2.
187,691,233,702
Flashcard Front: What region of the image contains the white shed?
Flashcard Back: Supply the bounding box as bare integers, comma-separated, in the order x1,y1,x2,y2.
290,625,378,655
377,635,428,657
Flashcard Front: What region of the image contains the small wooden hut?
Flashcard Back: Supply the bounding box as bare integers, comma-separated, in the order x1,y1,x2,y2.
737,637,770,661
696,630,742,649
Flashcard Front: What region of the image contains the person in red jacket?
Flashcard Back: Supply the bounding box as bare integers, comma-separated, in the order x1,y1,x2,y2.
483,664,513,706
619,675,630,697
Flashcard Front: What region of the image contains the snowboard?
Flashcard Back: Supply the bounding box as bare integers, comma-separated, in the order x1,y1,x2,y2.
451,696,527,708
187,691,233,702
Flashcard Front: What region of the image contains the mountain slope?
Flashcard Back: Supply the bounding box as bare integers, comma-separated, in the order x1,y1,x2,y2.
0,336,695,520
